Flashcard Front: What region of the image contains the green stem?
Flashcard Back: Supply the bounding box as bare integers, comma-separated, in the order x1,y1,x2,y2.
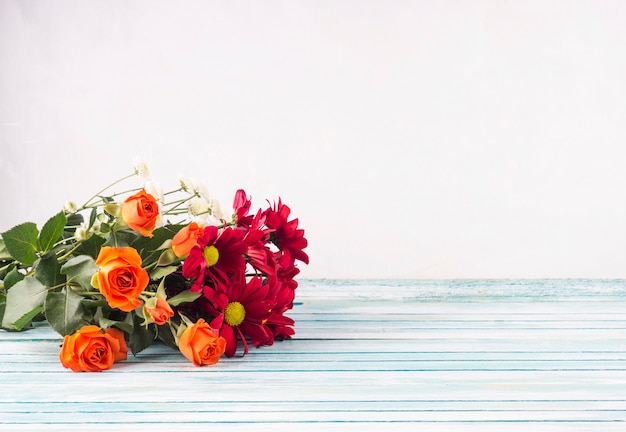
143,261,159,271
163,187,184,196
162,196,195,216
0,262,15,274
80,173,136,209
57,241,83,262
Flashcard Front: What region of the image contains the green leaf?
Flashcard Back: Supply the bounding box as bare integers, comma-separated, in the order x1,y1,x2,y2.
128,314,156,356
88,208,97,229
1,222,39,265
98,315,134,334
167,289,201,307
81,299,108,308
34,254,66,288
0,238,13,261
76,234,106,260
45,287,87,336
150,265,178,280
39,211,67,253
64,213,84,235
156,321,178,350
3,267,25,290
1,276,48,330
132,225,181,255
103,230,136,248
12,305,44,330
60,255,98,291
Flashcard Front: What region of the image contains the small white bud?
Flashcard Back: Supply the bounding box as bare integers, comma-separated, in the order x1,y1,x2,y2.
90,220,101,233
64,200,78,213
73,223,90,241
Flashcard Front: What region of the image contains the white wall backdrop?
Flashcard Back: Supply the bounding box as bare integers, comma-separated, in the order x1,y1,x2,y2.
2,0,626,279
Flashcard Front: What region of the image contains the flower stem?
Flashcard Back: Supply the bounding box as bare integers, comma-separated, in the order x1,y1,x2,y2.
80,173,136,209
57,241,83,262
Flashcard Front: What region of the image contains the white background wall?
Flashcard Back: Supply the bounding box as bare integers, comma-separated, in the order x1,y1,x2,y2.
2,0,626,279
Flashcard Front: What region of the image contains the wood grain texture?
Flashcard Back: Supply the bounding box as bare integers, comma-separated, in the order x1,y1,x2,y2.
1,279,625,431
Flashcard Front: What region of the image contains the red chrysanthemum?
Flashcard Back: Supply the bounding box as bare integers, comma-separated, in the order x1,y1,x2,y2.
206,275,274,357
263,199,309,265
182,226,247,293
233,189,254,229
264,276,297,341
241,210,275,276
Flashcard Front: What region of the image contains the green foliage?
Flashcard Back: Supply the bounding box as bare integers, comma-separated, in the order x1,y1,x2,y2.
97,313,134,334
3,267,25,290
63,213,84,238
35,254,66,288
76,234,105,259
133,225,183,256
168,289,202,307
128,314,157,356
12,305,44,330
150,265,178,281
0,238,12,261
39,212,67,253
60,255,97,291
1,222,39,265
1,277,47,330
45,288,87,336
103,230,136,248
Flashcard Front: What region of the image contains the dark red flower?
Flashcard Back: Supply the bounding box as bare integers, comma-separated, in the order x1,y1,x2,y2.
233,189,254,228
206,275,274,357
241,210,275,276
263,199,309,265
264,276,296,341
182,226,247,293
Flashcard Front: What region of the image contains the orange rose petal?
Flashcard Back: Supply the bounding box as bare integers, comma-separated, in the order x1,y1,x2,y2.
106,328,129,362
59,326,127,373
95,248,148,312
179,319,226,366
121,190,158,238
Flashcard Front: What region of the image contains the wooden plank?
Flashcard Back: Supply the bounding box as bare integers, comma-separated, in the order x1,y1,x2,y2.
1,279,626,431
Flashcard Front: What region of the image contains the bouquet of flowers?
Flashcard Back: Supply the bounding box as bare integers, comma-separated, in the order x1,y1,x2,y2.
0,161,308,372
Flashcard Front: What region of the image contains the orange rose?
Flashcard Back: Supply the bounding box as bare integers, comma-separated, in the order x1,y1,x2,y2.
171,222,203,257
59,326,128,372
121,189,159,237
94,246,149,312
179,318,226,366
144,298,175,325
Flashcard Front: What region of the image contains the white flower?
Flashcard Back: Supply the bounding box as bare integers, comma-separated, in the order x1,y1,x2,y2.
89,220,101,233
63,200,78,213
210,199,225,220
178,174,195,193
144,180,165,203
194,212,221,227
133,158,151,180
194,182,211,202
73,223,90,241
188,196,209,216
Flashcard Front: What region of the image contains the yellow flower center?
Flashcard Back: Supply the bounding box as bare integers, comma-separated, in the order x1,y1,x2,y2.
203,245,219,267
224,301,246,326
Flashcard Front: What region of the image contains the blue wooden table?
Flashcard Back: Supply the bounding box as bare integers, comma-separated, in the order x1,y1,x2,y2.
1,279,625,431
